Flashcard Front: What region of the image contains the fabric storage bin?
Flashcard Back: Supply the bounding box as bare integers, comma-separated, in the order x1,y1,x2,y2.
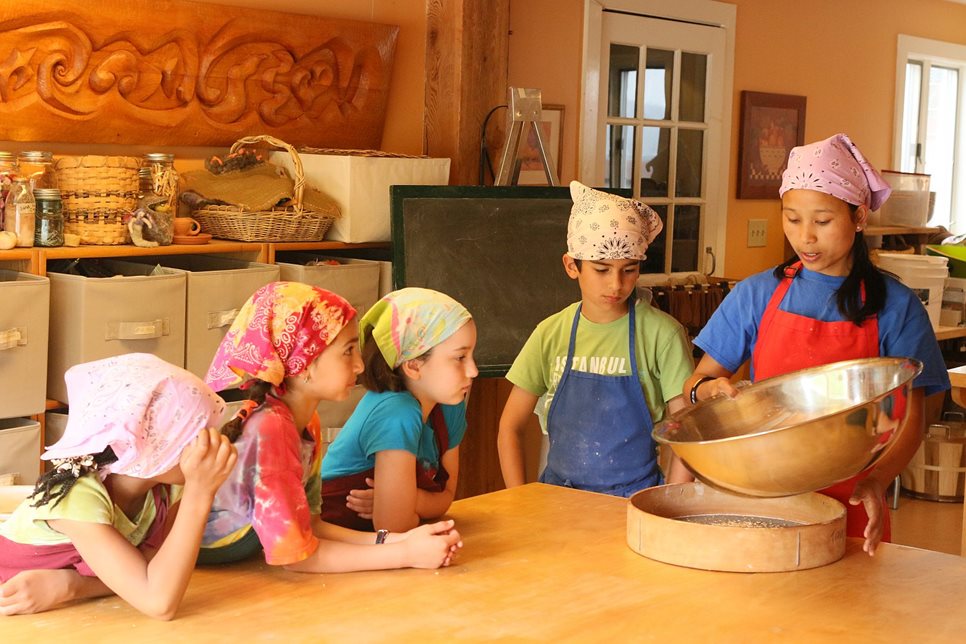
119,255,280,379
270,150,450,242
45,411,68,447
0,270,49,417
277,253,382,317
0,418,41,485
46,259,186,404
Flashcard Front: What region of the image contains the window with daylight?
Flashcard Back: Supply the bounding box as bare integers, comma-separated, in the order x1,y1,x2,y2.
894,35,966,232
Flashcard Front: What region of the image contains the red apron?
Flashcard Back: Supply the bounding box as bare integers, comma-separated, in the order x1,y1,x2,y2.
751,263,890,542
320,405,451,531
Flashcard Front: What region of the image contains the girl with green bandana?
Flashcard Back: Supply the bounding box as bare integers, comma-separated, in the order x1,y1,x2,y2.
321,288,478,533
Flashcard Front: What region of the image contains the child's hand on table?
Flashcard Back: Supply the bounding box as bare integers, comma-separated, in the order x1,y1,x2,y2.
0,569,108,616
388,519,463,569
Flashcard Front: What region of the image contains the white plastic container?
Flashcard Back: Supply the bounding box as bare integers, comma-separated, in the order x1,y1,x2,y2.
876,253,948,329
878,171,930,227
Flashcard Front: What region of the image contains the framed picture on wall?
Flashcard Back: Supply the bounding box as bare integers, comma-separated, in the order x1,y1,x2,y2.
737,91,806,199
518,104,564,185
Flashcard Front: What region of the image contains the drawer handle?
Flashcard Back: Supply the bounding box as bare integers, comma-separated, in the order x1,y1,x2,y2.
0,327,25,350
105,319,169,340
207,308,240,330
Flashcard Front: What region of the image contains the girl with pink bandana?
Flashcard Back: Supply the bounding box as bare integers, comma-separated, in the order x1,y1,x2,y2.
200,282,462,571
320,288,478,532
688,133,949,555
0,353,236,618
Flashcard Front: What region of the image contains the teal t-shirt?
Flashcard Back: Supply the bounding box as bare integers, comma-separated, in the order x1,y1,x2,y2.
506,298,694,428
321,390,467,480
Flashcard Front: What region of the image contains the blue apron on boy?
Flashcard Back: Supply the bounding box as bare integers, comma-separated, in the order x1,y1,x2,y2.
540,300,660,497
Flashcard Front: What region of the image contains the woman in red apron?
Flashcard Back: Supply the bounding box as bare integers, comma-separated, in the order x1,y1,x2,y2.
685,134,950,555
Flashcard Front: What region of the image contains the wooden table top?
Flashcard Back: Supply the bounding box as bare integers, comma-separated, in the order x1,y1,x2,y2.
5,483,965,641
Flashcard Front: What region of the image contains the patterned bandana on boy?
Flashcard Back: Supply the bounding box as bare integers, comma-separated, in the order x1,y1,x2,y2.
566,180,663,261
205,281,356,392
42,353,226,479
359,287,472,369
779,133,892,211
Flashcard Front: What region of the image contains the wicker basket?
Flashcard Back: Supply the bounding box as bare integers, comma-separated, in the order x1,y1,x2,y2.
55,155,139,245
193,136,335,242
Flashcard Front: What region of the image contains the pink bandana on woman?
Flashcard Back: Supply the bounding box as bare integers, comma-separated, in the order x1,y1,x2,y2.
205,281,356,392
359,287,471,368
42,353,226,479
567,180,663,260
779,133,892,211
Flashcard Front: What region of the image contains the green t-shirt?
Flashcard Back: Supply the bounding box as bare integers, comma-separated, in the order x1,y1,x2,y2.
506,299,694,429
0,474,172,547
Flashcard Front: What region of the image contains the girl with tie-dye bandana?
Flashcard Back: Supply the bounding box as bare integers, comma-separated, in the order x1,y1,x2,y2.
0,353,235,618
200,282,462,572
321,288,478,532
688,133,949,555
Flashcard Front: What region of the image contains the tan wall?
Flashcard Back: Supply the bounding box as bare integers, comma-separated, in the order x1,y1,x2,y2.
506,0,966,278
507,0,584,184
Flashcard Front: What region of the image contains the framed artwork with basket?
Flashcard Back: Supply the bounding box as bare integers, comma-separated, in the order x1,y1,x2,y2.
737,91,806,199
191,135,339,242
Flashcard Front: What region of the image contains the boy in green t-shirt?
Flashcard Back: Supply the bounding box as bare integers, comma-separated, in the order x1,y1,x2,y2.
497,181,694,497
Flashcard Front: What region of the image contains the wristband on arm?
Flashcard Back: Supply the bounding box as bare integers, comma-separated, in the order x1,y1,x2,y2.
689,376,716,405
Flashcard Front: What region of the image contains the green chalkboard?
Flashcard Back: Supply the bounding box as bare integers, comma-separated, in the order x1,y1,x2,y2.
391,185,594,377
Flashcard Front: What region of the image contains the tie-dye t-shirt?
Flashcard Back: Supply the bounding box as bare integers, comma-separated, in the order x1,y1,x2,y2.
202,395,322,566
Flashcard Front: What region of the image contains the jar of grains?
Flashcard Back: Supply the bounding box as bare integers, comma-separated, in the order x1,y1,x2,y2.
33,188,64,247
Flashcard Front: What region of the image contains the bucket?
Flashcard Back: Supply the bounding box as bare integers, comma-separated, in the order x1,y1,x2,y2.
878,170,930,227
900,422,966,502
876,253,948,329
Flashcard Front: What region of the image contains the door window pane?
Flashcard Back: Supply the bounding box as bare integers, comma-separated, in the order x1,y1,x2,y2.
671,205,700,272
679,53,707,122
605,124,636,189
641,205,667,274
641,127,670,197
925,65,959,224
643,49,673,120
676,129,704,198
608,44,639,118
900,62,922,173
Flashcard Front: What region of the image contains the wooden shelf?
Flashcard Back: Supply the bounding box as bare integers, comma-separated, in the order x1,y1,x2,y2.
10,240,389,276
935,326,966,342
866,225,941,237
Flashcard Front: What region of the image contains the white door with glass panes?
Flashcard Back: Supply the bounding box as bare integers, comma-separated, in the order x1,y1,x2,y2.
584,8,729,278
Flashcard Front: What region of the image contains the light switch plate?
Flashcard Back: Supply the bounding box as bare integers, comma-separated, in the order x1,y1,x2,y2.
748,219,767,247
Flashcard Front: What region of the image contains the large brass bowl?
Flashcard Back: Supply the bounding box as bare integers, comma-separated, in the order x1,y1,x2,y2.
652,357,923,497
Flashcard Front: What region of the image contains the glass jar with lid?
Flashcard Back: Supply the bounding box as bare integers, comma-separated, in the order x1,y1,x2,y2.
17,150,58,191
0,151,18,210
141,153,179,207
33,188,64,247
3,178,35,247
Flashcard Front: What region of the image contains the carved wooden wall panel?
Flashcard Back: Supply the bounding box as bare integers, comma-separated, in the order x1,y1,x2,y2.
0,1,398,148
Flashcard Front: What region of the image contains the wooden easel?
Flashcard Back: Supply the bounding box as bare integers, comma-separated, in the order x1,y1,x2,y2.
494,87,559,186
